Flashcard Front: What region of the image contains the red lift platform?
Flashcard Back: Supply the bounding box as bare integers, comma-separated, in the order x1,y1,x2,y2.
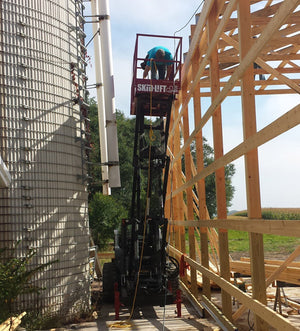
130,33,182,117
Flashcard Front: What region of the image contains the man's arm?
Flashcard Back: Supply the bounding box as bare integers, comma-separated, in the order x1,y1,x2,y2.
143,65,150,79
166,65,173,80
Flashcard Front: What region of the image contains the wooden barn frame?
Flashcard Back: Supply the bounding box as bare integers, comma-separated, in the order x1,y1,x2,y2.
165,1,300,330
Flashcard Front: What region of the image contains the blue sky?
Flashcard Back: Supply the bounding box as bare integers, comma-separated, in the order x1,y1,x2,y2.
84,1,300,212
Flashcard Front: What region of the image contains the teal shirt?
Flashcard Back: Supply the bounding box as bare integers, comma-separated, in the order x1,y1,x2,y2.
146,46,173,66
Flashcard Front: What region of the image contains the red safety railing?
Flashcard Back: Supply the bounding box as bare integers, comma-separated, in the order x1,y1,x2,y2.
130,33,182,115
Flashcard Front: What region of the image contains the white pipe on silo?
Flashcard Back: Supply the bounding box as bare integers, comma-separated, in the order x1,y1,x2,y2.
91,0,110,195
0,156,11,188
98,0,121,188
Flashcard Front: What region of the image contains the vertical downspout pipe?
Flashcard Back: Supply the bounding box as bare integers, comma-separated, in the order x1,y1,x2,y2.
98,0,121,188
91,0,110,194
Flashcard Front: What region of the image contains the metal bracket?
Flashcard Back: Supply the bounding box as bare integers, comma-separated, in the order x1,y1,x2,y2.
84,14,110,21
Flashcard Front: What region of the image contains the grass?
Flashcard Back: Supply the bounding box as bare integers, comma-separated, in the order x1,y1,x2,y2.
228,208,300,254
228,230,300,254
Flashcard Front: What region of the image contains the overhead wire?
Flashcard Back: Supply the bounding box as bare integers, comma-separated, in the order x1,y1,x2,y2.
174,0,205,35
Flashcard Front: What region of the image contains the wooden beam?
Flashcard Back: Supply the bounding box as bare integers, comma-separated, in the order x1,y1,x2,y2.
169,245,298,331
181,0,215,81
208,1,232,320
241,256,300,268
233,246,300,320
199,89,299,97
238,2,267,328
221,32,300,94
169,218,300,238
191,25,211,300
181,80,197,296
179,280,205,318
170,0,299,168
171,105,185,254
169,0,238,141
167,103,300,201
230,260,300,285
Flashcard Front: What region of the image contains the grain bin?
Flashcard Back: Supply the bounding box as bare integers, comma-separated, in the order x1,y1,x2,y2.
0,0,91,316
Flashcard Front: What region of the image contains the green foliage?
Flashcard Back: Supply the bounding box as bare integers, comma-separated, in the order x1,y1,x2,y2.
89,192,127,250
110,111,136,212
87,102,236,246
190,138,236,218
87,98,103,197
0,242,57,322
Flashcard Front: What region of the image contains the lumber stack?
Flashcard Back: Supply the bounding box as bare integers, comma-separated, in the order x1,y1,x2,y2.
230,258,300,286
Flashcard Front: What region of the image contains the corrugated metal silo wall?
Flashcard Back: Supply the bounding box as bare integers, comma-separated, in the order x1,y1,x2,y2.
0,0,90,315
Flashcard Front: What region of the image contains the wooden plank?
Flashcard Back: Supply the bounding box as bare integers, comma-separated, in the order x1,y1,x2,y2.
181,0,215,80
221,33,300,94
240,256,300,268
173,105,185,254
218,54,300,64
169,0,299,169
208,1,232,320
199,89,299,97
199,78,300,88
181,79,197,296
238,4,267,329
251,1,282,17
223,11,300,31
104,299,220,330
230,260,300,285
179,279,205,318
191,23,211,300
201,66,300,80
181,280,237,331
169,245,298,331
232,246,300,321
170,218,300,238
169,0,238,142
201,294,238,331
166,103,300,201
0,312,26,331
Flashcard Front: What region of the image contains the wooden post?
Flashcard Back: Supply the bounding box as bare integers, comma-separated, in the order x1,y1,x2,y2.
191,25,211,300
182,81,197,296
238,1,268,330
207,1,232,320
173,103,185,254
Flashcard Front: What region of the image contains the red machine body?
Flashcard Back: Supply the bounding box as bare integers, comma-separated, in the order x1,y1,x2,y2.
130,33,182,116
